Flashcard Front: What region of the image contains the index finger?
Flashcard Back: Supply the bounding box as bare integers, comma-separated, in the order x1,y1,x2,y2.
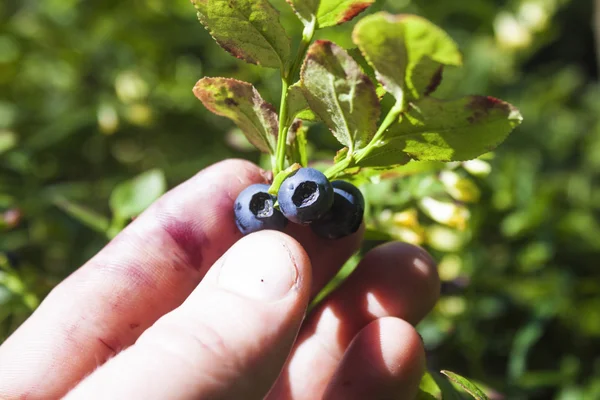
0,159,269,400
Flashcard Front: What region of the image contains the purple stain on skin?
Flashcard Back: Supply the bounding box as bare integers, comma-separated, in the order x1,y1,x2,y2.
121,263,157,289
129,323,140,330
162,218,208,272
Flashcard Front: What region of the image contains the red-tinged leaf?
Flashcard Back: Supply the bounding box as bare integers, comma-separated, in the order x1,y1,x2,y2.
194,77,278,154
191,0,290,69
317,0,374,27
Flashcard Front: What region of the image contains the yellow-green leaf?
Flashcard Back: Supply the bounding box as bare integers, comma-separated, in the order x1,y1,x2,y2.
441,370,491,400
417,372,442,400
374,96,523,163
353,13,462,102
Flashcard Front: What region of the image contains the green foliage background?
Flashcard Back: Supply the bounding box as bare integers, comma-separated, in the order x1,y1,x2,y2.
1,0,599,398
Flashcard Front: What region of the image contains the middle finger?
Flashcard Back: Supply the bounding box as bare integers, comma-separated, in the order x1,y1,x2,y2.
267,241,440,400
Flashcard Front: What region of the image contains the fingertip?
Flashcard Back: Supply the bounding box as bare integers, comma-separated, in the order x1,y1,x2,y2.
218,230,312,303
323,317,425,400
380,241,440,293
373,317,425,380
283,221,364,296
358,242,440,324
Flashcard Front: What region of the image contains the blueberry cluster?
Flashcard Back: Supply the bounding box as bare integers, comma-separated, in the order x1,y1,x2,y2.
234,168,364,239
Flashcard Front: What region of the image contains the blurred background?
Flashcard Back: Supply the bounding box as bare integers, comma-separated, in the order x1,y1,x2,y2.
1,0,599,398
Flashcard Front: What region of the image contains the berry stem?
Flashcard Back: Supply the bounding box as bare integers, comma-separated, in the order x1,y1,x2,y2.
274,19,316,175
324,155,353,179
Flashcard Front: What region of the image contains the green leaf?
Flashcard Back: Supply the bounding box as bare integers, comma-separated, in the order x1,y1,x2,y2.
381,160,447,177
430,371,465,400
347,48,386,98
0,130,17,155
317,0,375,28
286,120,309,167
191,0,290,69
194,77,278,154
441,371,490,400
369,96,523,163
286,0,319,25
287,82,318,123
286,0,374,28
53,197,110,235
300,40,380,151
343,159,446,182
417,372,443,400
353,12,462,102
109,169,167,221
355,142,411,167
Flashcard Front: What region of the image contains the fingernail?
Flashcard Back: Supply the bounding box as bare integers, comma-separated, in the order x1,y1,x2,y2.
218,232,299,301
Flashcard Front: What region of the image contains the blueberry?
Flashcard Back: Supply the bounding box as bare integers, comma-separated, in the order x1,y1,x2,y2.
310,180,364,239
278,168,334,225
234,184,287,235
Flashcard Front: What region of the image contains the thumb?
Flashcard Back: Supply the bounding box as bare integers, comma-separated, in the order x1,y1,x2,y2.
65,231,312,400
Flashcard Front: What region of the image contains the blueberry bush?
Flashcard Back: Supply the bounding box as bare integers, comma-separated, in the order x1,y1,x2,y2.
1,0,599,398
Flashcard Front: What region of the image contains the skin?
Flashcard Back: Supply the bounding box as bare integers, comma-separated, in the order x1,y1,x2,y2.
0,159,440,400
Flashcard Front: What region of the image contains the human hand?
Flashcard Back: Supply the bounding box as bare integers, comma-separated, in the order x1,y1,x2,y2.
0,159,440,400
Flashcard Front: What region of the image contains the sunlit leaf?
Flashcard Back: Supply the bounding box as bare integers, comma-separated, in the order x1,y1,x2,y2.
361,96,523,165
353,12,462,102
192,0,290,68
317,0,375,28
417,371,442,399
441,370,490,400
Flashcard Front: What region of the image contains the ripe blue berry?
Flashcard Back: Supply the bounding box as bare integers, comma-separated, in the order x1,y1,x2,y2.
277,168,334,225
234,184,287,235
311,180,364,239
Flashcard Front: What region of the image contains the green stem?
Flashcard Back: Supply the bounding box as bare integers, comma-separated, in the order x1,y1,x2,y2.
323,99,405,179
324,156,353,180
275,77,290,174
364,99,404,152
289,19,316,84
273,19,316,175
